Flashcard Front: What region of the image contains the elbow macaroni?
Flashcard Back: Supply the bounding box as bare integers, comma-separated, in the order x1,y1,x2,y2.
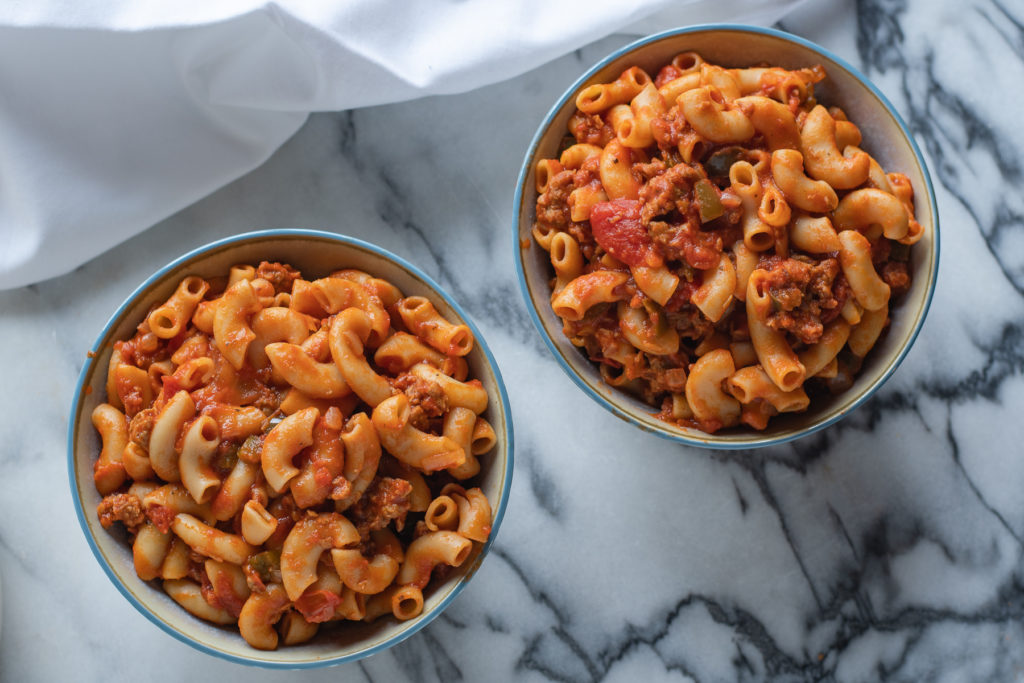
531,54,922,432
90,261,497,649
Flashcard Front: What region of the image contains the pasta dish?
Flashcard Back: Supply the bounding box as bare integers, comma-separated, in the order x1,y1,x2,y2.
90,261,496,649
531,54,923,432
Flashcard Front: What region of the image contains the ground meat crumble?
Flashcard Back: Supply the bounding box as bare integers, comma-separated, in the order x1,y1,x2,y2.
97,493,145,531
759,255,843,345
255,261,301,294
347,476,413,540
393,372,448,431
534,169,574,235
639,163,702,224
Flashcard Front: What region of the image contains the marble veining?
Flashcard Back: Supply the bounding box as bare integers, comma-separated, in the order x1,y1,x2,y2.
2,0,1024,680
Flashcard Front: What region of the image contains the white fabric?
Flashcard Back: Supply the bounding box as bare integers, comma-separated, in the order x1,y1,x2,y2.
0,0,803,289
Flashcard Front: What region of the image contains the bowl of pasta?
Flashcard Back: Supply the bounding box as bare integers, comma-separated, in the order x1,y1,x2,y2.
514,25,938,448
68,229,513,667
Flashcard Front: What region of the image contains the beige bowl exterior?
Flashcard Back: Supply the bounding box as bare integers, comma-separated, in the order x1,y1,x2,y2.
515,26,938,448
69,230,513,666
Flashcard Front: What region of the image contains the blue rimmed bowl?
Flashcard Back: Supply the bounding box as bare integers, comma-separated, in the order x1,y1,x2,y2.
513,25,939,449
68,229,513,667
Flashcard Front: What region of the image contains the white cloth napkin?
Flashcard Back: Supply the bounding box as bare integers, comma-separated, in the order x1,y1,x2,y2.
0,0,803,289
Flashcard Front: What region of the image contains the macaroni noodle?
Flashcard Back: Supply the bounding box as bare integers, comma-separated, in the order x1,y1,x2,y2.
91,261,497,649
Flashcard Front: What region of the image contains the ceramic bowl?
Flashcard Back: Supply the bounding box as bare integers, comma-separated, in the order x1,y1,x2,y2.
513,25,939,449
68,229,513,667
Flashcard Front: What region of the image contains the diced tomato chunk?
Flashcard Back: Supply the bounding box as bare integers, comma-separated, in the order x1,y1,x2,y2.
294,589,342,623
589,200,663,268
160,374,183,401
211,574,247,618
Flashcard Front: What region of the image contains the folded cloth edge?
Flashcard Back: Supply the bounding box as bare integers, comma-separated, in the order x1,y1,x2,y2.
0,0,803,289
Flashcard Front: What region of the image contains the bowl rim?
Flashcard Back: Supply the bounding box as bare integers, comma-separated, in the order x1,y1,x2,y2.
67,228,515,668
512,23,940,450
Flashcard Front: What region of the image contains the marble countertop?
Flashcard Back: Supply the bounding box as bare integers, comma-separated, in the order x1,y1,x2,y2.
3,0,1024,680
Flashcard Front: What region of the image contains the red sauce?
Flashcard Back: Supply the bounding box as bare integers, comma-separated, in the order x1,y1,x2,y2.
654,65,682,88
116,373,148,416
115,330,164,369
146,504,176,534
160,374,184,401
212,574,246,618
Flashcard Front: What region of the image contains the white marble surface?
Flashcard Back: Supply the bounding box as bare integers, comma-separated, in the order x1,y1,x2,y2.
3,0,1024,680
